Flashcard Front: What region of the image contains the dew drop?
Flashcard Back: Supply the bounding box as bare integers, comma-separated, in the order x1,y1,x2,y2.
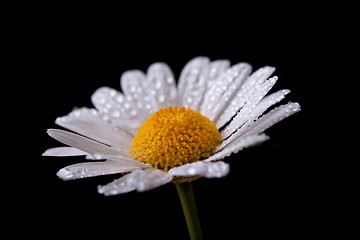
155,81,162,89
158,94,165,103
187,167,196,175
186,96,193,103
109,89,116,97
116,95,124,103
166,77,174,84
130,109,137,116
111,110,120,118
97,96,106,105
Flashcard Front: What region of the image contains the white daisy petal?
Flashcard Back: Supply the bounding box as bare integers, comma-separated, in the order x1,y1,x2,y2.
216,66,276,129
146,62,177,108
251,89,291,122
98,168,172,196
91,86,144,134
177,56,210,110
206,63,252,122
47,129,147,167
47,129,127,158
206,134,270,162
57,160,140,181
120,70,147,95
218,89,291,150
42,147,87,157
120,70,155,118
207,59,231,82
100,154,151,168
220,76,278,139
198,59,231,117
55,107,133,150
169,161,230,178
240,102,301,139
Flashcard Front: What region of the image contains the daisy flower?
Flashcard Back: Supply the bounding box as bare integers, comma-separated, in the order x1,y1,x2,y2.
43,56,300,239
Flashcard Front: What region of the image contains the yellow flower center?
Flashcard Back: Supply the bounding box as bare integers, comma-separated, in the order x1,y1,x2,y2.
129,106,222,171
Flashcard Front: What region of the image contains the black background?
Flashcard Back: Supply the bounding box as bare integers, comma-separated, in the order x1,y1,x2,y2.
35,7,347,239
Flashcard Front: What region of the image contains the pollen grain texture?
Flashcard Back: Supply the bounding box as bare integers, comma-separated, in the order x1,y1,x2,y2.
129,106,221,171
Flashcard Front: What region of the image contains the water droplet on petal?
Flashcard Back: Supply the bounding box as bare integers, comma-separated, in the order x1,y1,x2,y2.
187,167,196,175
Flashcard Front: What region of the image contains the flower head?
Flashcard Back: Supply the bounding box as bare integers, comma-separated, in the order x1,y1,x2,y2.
43,56,300,196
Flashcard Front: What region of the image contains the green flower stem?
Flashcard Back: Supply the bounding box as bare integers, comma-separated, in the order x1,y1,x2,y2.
175,182,203,240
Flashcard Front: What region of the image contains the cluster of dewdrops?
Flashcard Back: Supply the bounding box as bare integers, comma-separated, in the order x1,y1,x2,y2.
129,106,222,171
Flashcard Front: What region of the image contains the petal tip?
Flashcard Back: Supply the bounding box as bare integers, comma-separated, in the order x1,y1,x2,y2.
97,185,105,194
57,168,74,181
41,149,50,156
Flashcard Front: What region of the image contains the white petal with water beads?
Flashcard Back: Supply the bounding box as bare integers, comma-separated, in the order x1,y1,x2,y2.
219,89,291,149
57,160,141,180
169,161,230,178
91,86,144,134
206,134,270,162
42,147,87,157
146,62,177,109
98,168,172,196
215,66,276,129
220,75,278,139
47,129,124,156
55,107,133,150
201,62,252,121
177,56,210,110
239,102,301,139
46,129,146,167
